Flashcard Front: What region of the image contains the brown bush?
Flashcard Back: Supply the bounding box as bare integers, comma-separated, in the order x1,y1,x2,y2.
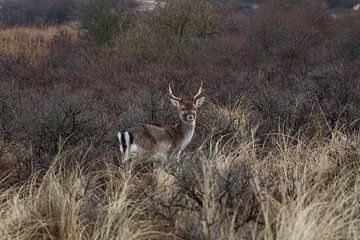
0,0,360,203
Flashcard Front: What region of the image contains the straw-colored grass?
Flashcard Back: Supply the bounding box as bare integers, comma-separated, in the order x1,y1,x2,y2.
1,100,360,240
0,25,77,66
0,150,162,240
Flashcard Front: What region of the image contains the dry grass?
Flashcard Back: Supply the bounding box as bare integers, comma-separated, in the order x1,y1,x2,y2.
252,131,360,240
0,149,162,240
1,98,359,240
0,24,77,66
1,3,360,238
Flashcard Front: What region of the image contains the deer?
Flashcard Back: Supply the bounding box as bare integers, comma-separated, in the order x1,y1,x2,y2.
117,82,205,164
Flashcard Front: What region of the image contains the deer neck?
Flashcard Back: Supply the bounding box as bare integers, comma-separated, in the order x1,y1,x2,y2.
176,120,196,149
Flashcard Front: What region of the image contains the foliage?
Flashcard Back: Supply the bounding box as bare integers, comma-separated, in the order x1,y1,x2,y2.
154,0,225,43
0,0,77,26
1,2,360,238
79,0,135,47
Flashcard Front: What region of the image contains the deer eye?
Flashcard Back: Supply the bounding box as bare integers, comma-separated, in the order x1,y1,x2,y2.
180,108,185,111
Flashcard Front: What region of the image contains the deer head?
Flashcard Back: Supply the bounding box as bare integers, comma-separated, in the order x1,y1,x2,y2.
169,82,205,123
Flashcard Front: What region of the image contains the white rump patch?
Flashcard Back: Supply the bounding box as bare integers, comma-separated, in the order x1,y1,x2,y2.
130,143,139,153
123,131,131,162
117,132,123,154
118,131,133,163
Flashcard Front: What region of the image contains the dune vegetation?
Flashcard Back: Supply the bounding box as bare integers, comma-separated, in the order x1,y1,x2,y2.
0,0,360,239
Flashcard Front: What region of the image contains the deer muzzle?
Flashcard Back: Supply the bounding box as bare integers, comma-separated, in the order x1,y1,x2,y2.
186,115,195,121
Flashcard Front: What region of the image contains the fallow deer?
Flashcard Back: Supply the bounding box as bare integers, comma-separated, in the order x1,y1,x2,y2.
117,82,205,163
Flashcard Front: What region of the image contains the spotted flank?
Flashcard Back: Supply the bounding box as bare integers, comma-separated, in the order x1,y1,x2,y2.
117,131,134,162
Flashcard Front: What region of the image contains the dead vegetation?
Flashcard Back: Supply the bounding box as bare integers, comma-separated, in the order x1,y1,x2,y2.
1,0,360,239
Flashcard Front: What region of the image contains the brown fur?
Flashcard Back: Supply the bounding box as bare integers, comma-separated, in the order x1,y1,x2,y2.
127,119,195,161
118,86,205,163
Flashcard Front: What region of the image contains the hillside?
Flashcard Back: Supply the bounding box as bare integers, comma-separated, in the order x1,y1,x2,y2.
0,0,360,239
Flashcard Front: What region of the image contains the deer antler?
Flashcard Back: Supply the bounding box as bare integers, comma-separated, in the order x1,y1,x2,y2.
168,83,182,101
192,81,204,101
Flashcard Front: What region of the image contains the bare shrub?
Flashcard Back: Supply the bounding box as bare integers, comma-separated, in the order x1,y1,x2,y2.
1,1,360,239
338,13,360,60
248,2,333,76
0,0,78,26
79,0,136,47
154,0,225,43
3,86,109,160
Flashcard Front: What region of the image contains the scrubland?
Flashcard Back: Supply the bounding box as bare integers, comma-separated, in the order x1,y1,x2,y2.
0,0,360,239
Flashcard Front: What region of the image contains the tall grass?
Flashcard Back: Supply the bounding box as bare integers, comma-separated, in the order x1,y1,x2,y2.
0,102,360,239
0,25,77,66
0,148,162,240
1,1,360,239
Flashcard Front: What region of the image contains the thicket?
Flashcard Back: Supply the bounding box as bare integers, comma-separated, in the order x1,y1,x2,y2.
0,0,138,26
0,0,360,239
0,0,78,25
0,0,359,155
79,0,136,46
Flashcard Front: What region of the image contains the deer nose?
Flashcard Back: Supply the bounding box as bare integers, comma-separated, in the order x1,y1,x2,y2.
187,115,195,121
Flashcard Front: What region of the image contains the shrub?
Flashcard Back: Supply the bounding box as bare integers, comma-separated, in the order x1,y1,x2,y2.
326,0,359,8
2,87,109,158
0,0,77,26
2,1,360,238
114,23,163,57
0,98,14,142
154,0,225,44
339,14,360,60
79,0,136,47
247,2,333,75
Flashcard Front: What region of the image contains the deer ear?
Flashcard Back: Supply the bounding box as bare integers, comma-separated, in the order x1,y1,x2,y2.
170,99,180,109
195,96,205,108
